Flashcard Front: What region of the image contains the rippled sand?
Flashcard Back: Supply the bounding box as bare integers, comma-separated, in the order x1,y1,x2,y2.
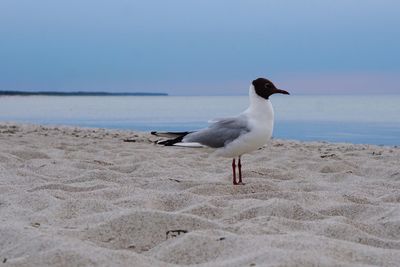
1,123,400,266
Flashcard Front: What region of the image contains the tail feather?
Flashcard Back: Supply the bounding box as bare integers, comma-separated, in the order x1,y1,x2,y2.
151,131,192,146
151,131,191,138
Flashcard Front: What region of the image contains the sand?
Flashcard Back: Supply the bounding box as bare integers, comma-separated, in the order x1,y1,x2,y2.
1,123,400,266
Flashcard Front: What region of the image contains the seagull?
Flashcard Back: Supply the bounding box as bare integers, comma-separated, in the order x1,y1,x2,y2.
152,77,289,185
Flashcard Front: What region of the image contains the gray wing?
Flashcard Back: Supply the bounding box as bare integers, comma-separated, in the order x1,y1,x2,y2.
183,115,250,148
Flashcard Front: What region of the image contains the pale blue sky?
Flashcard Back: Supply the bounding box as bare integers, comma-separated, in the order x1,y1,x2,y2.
1,0,399,95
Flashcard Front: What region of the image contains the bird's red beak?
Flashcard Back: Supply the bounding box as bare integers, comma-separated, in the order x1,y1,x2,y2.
273,88,290,95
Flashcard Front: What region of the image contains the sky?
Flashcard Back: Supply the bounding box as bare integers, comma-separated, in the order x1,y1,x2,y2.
0,0,399,95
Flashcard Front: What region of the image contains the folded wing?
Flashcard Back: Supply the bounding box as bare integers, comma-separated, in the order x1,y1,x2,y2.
183,116,250,148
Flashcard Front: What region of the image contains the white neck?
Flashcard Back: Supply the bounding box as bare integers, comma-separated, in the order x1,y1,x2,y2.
241,84,275,139
247,85,274,116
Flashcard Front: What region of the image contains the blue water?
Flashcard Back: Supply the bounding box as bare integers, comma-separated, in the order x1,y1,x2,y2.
0,95,399,145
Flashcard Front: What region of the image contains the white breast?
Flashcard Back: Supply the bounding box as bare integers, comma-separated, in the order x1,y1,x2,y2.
215,91,275,158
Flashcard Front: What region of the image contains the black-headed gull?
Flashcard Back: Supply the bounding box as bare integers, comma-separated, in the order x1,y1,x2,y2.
152,77,289,185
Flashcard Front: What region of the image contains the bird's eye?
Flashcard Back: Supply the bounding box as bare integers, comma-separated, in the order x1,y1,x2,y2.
264,83,270,88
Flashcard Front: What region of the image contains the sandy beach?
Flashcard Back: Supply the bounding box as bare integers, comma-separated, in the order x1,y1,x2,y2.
1,123,400,266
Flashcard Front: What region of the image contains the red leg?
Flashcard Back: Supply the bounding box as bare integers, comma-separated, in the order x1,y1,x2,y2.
232,158,238,185
238,156,244,185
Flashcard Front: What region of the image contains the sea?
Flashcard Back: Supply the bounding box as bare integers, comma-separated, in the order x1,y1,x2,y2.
1,95,399,146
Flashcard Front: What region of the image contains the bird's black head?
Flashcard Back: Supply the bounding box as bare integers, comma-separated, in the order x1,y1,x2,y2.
252,77,289,100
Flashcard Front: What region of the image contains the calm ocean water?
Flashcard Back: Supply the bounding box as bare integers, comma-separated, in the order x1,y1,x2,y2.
1,95,399,145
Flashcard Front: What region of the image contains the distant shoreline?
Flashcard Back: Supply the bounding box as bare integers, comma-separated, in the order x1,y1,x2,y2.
0,91,168,96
